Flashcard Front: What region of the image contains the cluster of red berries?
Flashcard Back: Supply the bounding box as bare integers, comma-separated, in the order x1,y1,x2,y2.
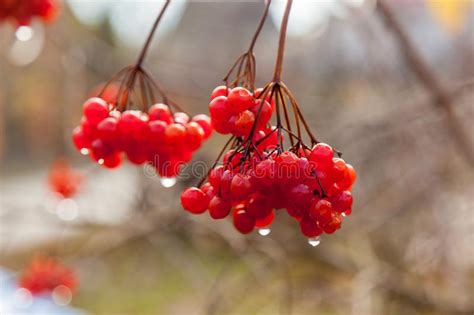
72,97,212,177
0,0,59,26
48,159,83,199
209,86,274,137
181,142,356,238
19,255,76,295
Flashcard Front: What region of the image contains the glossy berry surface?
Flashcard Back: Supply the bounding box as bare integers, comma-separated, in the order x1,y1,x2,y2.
72,97,213,177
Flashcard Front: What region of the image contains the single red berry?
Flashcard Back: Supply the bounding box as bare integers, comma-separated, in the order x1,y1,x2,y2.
233,209,255,234
208,196,231,219
147,120,168,147
148,103,172,124
185,122,205,150
208,165,225,188
165,123,187,145
181,187,209,214
210,85,229,100
174,112,190,125
310,143,334,167
96,117,119,143
83,97,109,125
247,194,272,220
102,152,122,169
209,96,230,122
227,87,254,113
72,127,91,150
300,217,323,238
255,210,275,228
331,190,353,213
191,114,213,139
323,213,342,234
309,199,332,225
230,173,254,200
234,110,255,137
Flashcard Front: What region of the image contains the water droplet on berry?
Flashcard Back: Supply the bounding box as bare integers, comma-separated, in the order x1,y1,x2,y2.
15,26,33,42
13,288,33,308
308,236,321,247
52,285,72,306
258,228,271,236
56,198,78,221
342,213,347,217
160,177,176,188
98,158,104,165
80,148,89,155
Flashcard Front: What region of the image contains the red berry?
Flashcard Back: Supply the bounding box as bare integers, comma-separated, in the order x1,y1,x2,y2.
208,196,231,219
174,112,190,125
309,199,332,225
233,209,255,234
185,122,204,150
310,143,334,167
96,117,119,143
247,194,272,219
209,96,230,121
230,173,253,200
300,217,323,238
331,190,353,213
102,152,122,169
210,85,229,100
181,187,209,214
165,123,186,145
234,110,255,137
192,114,212,139
148,103,172,124
83,97,108,125
147,120,168,147
72,127,91,150
227,87,254,113
208,165,225,188
255,210,275,228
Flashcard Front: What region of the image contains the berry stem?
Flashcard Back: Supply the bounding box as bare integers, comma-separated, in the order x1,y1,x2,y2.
135,0,170,68
273,0,292,82
247,0,272,53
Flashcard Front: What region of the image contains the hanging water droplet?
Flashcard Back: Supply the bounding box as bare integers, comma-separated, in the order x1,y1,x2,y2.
258,228,271,236
160,177,176,188
98,159,104,165
80,148,89,155
15,26,34,42
342,213,347,217
308,236,321,247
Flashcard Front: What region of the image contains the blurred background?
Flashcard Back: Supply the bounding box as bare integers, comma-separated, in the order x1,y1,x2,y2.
1,0,473,314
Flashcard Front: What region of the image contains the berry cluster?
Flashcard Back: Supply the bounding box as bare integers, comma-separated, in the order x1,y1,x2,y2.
181,142,356,237
209,86,274,137
48,159,83,198
0,0,59,26
72,97,212,177
19,255,76,296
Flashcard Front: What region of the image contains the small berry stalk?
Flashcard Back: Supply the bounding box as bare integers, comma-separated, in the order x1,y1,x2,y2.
72,0,212,177
181,0,357,241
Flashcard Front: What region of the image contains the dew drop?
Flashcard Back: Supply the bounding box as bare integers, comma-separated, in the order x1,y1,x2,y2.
15,26,33,42
342,213,347,217
308,236,321,247
52,285,72,306
160,177,176,188
98,158,104,165
258,228,271,236
80,148,89,155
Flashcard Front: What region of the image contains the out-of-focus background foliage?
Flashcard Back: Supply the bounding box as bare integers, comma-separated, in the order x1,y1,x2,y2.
1,0,473,314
